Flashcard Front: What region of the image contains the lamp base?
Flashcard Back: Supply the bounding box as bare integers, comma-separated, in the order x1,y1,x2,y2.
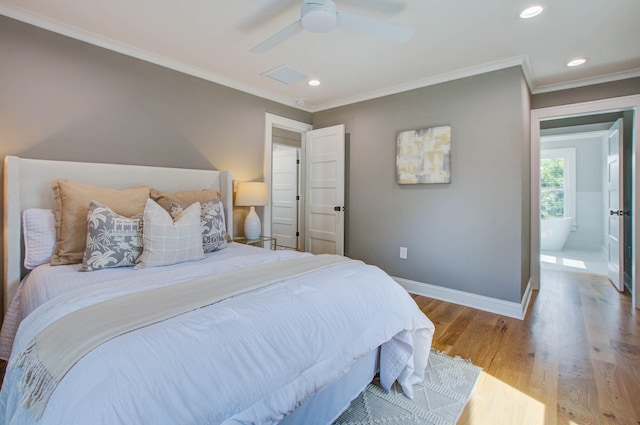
244,206,262,240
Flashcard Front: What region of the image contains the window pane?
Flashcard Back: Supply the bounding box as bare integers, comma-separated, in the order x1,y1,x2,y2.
541,188,564,219
541,158,564,189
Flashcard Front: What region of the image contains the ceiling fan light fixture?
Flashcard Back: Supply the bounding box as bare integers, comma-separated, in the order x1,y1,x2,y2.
301,1,338,33
519,5,544,19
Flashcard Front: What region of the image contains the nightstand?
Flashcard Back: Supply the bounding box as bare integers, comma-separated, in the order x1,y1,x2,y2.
233,236,277,250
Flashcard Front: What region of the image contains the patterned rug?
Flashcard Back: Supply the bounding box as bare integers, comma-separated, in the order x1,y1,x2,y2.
333,351,481,425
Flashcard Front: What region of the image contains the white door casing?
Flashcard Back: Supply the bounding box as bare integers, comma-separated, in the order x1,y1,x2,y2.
530,94,640,310
263,114,312,248
272,146,299,249
304,125,345,255
607,118,624,291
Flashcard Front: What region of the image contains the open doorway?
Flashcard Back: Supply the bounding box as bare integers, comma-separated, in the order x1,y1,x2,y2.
539,114,629,282
263,114,312,251
263,113,347,255
530,95,640,309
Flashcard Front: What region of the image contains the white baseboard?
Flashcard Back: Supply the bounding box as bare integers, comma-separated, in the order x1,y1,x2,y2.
394,277,533,320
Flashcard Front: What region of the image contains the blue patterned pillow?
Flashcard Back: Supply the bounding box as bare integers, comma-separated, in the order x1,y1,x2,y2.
81,201,143,271
171,198,227,253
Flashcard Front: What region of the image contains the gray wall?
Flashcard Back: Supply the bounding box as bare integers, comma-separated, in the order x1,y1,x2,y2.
0,16,311,308
3,13,637,308
313,67,531,303
531,77,640,109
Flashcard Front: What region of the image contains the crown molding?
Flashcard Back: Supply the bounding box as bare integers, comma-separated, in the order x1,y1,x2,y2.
3,4,637,114
532,68,640,94
0,5,310,111
308,55,535,112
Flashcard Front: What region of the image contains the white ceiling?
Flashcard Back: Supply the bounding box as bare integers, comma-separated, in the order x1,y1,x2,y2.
2,0,640,112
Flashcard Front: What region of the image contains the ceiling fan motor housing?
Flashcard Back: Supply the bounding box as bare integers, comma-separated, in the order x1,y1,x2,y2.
301,0,338,33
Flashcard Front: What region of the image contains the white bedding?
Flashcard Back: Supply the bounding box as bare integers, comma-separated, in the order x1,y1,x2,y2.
0,244,434,424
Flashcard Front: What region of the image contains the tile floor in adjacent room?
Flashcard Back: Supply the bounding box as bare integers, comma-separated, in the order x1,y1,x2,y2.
540,248,608,276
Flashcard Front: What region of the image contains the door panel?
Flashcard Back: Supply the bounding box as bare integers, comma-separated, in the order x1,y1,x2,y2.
304,125,345,255
607,118,624,291
272,147,299,249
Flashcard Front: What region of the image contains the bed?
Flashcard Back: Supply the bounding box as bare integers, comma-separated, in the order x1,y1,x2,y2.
0,156,435,424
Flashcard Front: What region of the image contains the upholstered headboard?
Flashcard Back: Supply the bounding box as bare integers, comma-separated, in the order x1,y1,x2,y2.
3,156,233,312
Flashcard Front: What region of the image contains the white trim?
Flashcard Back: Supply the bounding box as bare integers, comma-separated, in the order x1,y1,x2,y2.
1,4,535,113
540,130,608,143
308,55,534,112
263,114,313,247
394,277,533,320
531,94,640,311
4,3,638,113
0,4,310,112
532,69,640,95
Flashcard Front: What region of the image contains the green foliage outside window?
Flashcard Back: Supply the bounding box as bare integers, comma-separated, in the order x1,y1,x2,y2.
540,157,565,219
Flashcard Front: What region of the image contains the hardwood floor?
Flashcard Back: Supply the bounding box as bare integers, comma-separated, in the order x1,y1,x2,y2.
414,269,640,425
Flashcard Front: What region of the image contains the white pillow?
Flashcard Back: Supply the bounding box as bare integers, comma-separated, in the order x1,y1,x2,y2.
136,199,204,269
22,209,56,269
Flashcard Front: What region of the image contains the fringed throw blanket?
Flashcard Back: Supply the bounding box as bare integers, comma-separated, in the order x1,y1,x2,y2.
13,254,353,419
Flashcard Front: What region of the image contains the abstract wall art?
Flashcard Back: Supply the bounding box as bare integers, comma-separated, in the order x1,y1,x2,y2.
396,125,451,184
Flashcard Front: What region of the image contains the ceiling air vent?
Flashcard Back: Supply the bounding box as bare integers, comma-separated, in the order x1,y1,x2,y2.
262,65,309,85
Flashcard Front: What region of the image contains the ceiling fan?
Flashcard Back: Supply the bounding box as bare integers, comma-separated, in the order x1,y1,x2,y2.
251,0,413,54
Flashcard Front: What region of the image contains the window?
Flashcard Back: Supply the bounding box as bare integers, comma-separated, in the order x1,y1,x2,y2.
540,147,576,224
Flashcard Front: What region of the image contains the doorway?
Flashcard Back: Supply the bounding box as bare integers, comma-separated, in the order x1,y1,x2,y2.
263,114,312,251
263,113,347,255
530,95,640,309
538,116,625,279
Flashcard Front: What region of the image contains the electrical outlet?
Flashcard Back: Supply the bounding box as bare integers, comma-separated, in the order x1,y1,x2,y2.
399,247,408,259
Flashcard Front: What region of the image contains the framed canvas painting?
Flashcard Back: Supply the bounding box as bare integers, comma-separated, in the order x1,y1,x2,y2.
396,125,451,184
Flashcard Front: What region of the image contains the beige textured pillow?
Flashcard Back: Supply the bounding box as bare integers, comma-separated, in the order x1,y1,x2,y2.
150,188,220,213
136,199,205,269
51,180,150,265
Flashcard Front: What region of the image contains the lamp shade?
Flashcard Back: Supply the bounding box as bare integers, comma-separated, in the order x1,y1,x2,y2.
235,182,268,207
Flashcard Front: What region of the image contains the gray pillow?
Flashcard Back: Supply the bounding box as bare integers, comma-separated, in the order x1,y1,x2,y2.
171,198,227,253
81,201,143,271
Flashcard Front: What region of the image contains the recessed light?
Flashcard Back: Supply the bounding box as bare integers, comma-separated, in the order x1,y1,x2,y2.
567,58,588,67
519,5,544,19
308,79,321,86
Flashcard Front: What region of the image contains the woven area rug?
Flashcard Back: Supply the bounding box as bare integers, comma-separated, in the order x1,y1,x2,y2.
333,351,481,425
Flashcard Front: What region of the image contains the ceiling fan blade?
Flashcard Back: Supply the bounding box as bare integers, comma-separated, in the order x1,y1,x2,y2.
337,10,413,42
251,20,304,54
238,0,299,32
340,0,405,15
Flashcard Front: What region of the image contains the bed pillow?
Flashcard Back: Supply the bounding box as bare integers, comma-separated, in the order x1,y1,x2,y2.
136,199,204,269
51,180,149,266
149,188,220,213
22,209,56,269
171,198,228,253
81,201,144,271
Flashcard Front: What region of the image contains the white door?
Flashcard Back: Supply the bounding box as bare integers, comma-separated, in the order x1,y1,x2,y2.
272,146,299,249
607,118,624,291
304,125,345,255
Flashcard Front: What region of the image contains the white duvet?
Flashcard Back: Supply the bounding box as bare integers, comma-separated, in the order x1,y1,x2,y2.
0,244,434,425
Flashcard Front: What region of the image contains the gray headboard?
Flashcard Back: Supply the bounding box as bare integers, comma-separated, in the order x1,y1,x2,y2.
3,156,233,312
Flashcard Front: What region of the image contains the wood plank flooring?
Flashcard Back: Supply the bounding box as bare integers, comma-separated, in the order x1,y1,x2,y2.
414,269,640,425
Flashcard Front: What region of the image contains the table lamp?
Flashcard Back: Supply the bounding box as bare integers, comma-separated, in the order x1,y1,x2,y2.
235,181,268,240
